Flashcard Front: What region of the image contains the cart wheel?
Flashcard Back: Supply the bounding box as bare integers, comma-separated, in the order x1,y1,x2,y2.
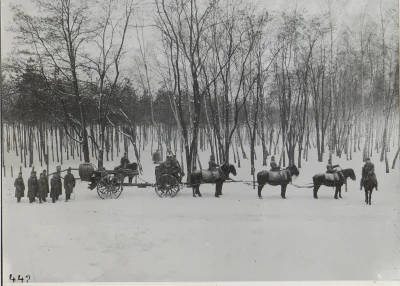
97,175,123,199
155,174,180,198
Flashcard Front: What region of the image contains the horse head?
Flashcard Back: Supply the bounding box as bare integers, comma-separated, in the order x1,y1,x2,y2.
343,168,356,181
220,163,237,177
287,164,300,177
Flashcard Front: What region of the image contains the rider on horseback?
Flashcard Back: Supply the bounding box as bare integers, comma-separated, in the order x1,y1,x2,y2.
360,158,378,190
208,155,219,171
326,159,344,182
270,156,281,171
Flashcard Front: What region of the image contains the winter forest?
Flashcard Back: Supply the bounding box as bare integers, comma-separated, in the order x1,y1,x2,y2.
2,0,400,283
1,0,399,178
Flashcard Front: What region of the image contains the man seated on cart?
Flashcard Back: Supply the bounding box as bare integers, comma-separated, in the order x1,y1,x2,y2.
161,155,184,183
88,167,109,190
171,155,184,183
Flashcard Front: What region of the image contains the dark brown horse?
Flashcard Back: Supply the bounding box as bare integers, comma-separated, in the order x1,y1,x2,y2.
361,177,376,205
189,164,237,198
312,168,356,199
257,165,300,199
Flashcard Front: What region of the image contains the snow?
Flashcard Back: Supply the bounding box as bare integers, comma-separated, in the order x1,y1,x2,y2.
2,143,400,282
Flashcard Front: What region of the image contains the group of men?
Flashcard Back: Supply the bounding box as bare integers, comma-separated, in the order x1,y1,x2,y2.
161,153,185,182
14,168,76,204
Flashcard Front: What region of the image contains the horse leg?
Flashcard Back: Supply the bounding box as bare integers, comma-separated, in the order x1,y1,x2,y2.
215,182,222,198
192,185,196,197
196,185,202,197
128,176,133,184
364,189,368,204
339,185,343,198
258,184,265,199
313,186,320,199
369,189,372,205
281,184,287,199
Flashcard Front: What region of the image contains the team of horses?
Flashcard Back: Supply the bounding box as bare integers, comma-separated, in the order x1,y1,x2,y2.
114,160,377,205
187,163,378,205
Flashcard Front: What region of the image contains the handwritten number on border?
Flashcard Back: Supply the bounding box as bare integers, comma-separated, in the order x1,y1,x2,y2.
9,274,30,283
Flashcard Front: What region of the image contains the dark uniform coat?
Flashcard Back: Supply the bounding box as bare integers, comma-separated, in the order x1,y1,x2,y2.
152,151,161,162
64,173,76,195
50,175,62,199
208,160,218,171
362,162,377,185
120,157,130,166
27,177,38,198
270,160,280,171
14,177,25,198
37,178,48,199
326,164,339,173
43,174,49,194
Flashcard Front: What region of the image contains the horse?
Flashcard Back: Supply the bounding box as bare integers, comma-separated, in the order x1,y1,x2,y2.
114,162,138,183
189,164,237,198
361,177,377,205
257,165,300,199
312,168,356,199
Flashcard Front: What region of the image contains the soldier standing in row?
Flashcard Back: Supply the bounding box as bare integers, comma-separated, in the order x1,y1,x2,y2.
50,173,62,203
43,170,49,197
64,167,76,202
270,156,281,171
208,155,218,171
14,172,25,203
27,171,38,203
37,173,48,203
360,157,378,190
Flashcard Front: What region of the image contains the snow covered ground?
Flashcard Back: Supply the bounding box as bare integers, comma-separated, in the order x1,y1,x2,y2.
2,144,400,282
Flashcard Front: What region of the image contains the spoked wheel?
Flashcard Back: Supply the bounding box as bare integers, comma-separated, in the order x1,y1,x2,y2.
155,174,180,198
97,175,123,199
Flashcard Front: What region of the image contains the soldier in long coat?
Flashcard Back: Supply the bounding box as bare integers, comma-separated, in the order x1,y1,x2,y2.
270,156,281,171
14,172,25,203
37,173,48,203
50,173,62,203
152,149,161,164
27,171,38,203
64,168,76,202
43,170,49,196
360,157,378,190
